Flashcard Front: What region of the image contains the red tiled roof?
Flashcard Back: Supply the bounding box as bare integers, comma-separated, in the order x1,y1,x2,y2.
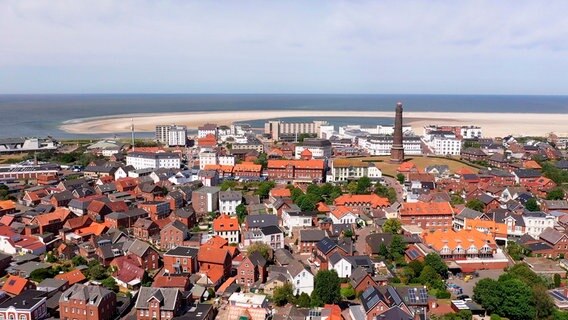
198,246,229,265
397,161,417,172
55,269,86,286
213,215,239,232
334,194,390,208
0,200,15,211
206,236,229,249
270,188,291,198
2,275,32,295
400,202,455,216
234,162,262,173
331,206,355,219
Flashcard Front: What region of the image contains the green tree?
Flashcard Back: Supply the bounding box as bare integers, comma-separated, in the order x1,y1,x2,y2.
547,187,565,200
340,284,356,299
533,284,555,319
30,268,56,282
408,260,424,277
498,279,535,320
45,251,58,263
375,184,397,204
396,173,405,184
101,277,119,293
473,278,502,314
311,270,341,306
419,265,443,289
451,194,465,206
343,228,354,239
247,242,272,261
378,243,389,258
389,235,406,259
356,176,372,194
555,273,562,288
220,180,237,191
525,198,540,212
88,264,108,280
273,283,294,306
424,253,448,278
236,203,247,223
291,187,304,202
254,152,268,169
382,218,402,234
296,292,311,307
465,199,485,212
72,255,87,267
347,181,358,194
255,181,275,199
296,193,319,211
506,241,527,261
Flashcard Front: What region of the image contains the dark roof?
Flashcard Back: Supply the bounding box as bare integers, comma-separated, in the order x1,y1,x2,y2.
524,242,554,252
248,251,267,267
360,286,385,312
135,287,181,311
0,290,46,309
174,207,195,218
556,160,568,170
539,227,567,245
299,229,326,242
165,246,198,257
514,169,542,178
462,148,487,156
316,237,337,254
380,306,413,320
350,267,372,288
274,248,294,266
260,225,283,236
395,286,429,306
59,284,114,306
246,215,278,228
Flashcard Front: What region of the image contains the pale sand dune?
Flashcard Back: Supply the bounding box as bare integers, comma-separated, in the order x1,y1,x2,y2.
59,110,568,137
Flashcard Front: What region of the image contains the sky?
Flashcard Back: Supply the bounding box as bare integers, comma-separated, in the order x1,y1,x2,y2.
1,1,568,95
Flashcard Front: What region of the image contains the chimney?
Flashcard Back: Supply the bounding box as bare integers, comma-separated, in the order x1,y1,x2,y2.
22,300,26,306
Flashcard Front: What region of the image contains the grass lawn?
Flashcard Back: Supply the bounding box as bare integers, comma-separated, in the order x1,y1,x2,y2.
352,155,480,176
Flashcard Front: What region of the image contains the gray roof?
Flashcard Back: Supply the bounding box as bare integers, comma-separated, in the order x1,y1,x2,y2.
127,239,152,257
287,260,311,278
274,249,294,266
194,186,221,194
11,261,50,277
219,190,242,202
543,200,568,210
260,225,283,236
37,278,68,290
350,267,371,288
246,214,278,229
165,246,198,257
135,287,181,311
299,229,326,242
60,283,114,306
248,251,267,267
539,227,567,245
328,252,343,265
456,207,484,220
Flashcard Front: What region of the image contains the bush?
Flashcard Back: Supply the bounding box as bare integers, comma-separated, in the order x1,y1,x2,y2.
340,285,356,300
436,290,451,299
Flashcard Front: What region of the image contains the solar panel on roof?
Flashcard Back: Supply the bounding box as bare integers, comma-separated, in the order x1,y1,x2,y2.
551,291,567,302
408,289,417,303
419,288,428,302
407,250,419,259
367,295,380,309
362,288,372,299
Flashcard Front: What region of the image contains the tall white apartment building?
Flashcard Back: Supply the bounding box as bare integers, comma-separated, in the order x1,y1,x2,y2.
264,120,328,141
126,152,181,169
155,125,187,146
423,131,462,156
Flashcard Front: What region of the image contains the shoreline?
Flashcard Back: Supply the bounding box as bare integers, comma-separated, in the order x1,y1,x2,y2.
59,110,568,137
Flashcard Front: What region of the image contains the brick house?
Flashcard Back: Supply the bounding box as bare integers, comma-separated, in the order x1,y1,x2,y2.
0,290,48,320
170,207,197,228
350,267,377,294
134,287,184,320
104,208,148,229
59,284,116,320
160,220,191,250
126,239,160,270
333,194,390,215
267,159,326,183
1,275,36,296
191,187,221,217
539,228,568,258
399,202,454,231
115,177,138,192
197,246,232,279
233,162,262,178
132,218,159,241
163,246,199,274
298,229,327,254
236,252,267,288
139,201,171,221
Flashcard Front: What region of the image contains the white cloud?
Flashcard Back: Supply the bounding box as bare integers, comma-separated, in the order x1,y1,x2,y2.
0,0,567,94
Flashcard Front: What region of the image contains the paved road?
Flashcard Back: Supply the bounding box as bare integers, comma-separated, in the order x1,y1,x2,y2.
383,176,404,203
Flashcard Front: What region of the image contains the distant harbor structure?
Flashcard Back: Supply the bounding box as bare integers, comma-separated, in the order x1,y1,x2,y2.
264,120,328,141
390,102,405,163
0,137,58,153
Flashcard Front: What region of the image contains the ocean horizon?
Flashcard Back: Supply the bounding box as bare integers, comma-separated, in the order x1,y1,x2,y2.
2,93,568,139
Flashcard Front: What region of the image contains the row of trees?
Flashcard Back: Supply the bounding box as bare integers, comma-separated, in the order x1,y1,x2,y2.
397,254,450,298
473,263,567,320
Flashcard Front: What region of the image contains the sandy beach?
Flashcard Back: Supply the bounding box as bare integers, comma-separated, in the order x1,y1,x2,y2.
59,110,568,137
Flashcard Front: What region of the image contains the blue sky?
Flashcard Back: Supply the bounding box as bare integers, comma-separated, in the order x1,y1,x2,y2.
1,1,567,94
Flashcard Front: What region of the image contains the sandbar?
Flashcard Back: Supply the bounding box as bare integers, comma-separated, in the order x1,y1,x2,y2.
59,110,568,137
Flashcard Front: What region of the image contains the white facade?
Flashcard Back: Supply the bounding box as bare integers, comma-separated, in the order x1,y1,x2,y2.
0,137,58,153
368,165,382,179
198,125,217,138
427,134,462,156
156,125,187,146
330,211,358,225
126,152,181,170
289,267,314,296
523,214,555,239
199,151,218,170
114,167,128,180
282,211,312,234
264,120,328,141
359,136,422,156
461,126,483,139
329,257,353,278
294,144,332,159
330,161,382,182
214,229,240,244
218,156,235,166
220,198,242,215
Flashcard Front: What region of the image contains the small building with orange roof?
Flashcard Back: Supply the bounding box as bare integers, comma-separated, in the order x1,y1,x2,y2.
299,148,313,160
397,161,419,178
523,160,542,170
0,200,16,216
330,206,358,225
269,187,291,201
2,275,36,296
333,194,390,215
55,269,87,286
197,134,218,149
213,215,240,244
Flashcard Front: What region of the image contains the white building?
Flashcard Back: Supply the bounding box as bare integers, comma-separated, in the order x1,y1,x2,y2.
461,126,482,139
423,131,462,156
155,125,187,146
330,207,358,225
359,135,422,156
523,211,555,239
219,190,242,215
197,123,217,138
213,215,240,244
282,210,313,235
287,260,314,295
328,253,354,278
242,226,285,251
218,155,235,166
294,139,332,159
264,120,328,141
126,152,181,170
227,292,269,320
199,151,218,170
0,137,58,153
329,159,382,182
